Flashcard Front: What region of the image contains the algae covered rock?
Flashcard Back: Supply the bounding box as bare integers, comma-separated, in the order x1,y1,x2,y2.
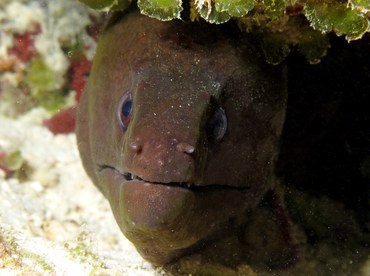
78,0,370,63
78,0,131,10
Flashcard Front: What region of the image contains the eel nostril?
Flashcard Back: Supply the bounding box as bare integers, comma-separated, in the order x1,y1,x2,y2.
176,142,195,154
129,139,143,154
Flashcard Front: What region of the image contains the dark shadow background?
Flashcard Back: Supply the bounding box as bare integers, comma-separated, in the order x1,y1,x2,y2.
277,34,370,228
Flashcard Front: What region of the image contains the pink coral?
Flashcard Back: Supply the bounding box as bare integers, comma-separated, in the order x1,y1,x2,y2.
70,57,91,102
8,24,41,63
43,106,77,134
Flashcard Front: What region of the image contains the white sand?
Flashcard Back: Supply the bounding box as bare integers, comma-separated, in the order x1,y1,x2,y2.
0,108,157,275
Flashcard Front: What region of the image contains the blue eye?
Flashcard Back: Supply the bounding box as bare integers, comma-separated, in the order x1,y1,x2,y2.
207,107,227,142
118,92,133,130
122,100,132,117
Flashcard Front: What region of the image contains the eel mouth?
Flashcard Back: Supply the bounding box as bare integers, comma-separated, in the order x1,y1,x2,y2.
98,164,250,191
96,163,253,265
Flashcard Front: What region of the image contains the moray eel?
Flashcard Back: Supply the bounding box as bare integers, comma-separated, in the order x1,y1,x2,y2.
76,11,287,266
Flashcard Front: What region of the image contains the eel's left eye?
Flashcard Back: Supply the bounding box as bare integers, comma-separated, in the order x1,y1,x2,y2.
117,92,133,130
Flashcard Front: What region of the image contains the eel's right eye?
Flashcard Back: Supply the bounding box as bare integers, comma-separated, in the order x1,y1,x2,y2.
206,107,227,143
117,92,133,130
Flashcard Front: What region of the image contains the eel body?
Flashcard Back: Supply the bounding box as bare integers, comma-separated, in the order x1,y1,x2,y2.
76,11,287,267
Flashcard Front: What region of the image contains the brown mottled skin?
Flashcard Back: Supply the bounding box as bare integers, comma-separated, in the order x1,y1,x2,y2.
77,10,290,268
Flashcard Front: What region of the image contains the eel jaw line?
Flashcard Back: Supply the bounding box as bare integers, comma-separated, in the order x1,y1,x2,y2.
98,164,251,191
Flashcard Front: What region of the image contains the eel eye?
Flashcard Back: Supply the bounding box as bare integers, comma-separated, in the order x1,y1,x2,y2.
207,107,227,142
117,92,133,130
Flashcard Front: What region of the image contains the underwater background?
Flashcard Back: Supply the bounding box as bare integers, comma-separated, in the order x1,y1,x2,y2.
0,0,369,275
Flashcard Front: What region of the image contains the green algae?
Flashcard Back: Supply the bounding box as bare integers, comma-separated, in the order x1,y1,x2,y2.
215,0,256,17
0,231,53,273
197,2,231,24
350,0,370,12
297,28,330,64
0,151,23,172
138,0,183,20
304,2,369,41
65,232,106,272
78,0,370,41
78,0,370,63
25,57,66,111
262,0,286,19
78,0,131,10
